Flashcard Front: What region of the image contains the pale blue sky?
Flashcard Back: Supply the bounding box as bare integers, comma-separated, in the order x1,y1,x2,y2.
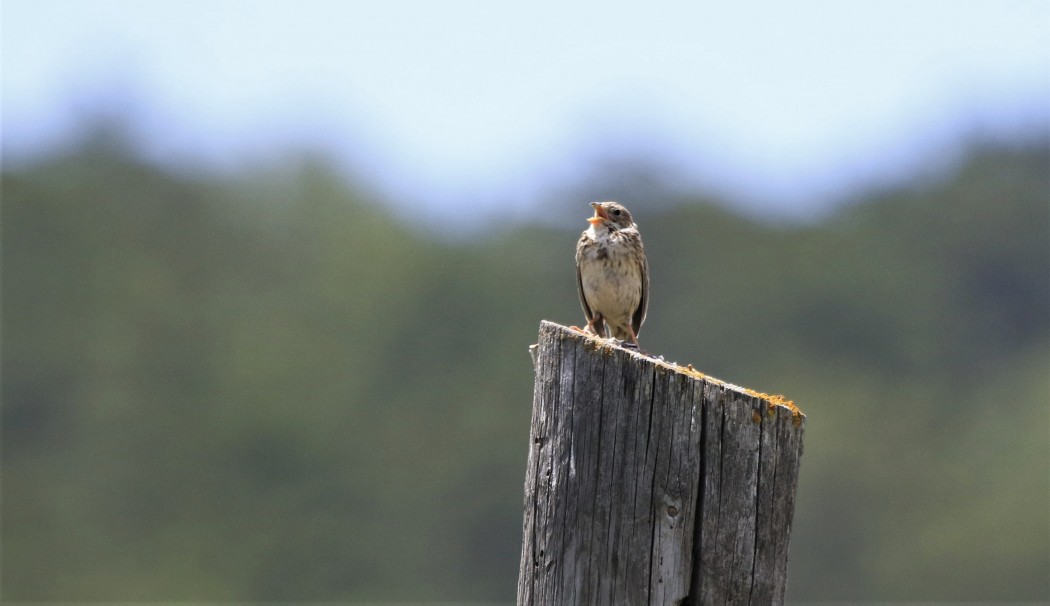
3,0,1047,222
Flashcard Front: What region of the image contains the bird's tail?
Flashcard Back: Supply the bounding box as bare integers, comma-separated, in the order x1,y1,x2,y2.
588,316,607,339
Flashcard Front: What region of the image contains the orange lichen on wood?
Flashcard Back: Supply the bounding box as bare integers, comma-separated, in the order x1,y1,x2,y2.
666,360,803,420
554,320,804,421
744,389,804,423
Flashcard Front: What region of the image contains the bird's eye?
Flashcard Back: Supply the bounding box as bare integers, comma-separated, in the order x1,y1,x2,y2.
612,209,621,216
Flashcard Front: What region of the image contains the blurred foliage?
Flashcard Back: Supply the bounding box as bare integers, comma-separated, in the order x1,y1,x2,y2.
2,128,1048,602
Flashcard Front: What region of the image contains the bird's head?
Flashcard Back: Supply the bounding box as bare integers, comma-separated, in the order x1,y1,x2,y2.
587,201,636,231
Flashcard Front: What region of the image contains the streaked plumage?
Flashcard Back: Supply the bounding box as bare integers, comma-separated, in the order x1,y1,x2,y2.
575,201,649,346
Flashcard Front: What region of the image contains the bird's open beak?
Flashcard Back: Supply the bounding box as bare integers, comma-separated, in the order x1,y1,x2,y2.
587,202,607,225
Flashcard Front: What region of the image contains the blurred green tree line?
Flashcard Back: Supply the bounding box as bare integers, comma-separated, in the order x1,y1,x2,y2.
2,127,1047,601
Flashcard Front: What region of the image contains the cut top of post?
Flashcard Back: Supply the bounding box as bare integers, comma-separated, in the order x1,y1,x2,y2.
539,320,804,421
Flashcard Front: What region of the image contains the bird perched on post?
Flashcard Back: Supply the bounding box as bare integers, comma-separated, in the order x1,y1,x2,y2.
575,201,649,347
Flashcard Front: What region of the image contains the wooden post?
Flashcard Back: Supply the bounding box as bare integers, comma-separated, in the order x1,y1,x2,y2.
518,321,806,605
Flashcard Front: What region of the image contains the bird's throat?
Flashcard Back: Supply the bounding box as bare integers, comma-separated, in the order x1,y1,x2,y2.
587,223,617,242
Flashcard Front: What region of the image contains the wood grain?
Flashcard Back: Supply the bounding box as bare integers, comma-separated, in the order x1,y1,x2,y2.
518,321,805,605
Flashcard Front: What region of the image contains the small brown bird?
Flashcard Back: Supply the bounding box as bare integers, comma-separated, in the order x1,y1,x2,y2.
575,201,649,347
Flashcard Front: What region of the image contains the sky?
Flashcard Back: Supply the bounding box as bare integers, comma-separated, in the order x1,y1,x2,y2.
3,0,1048,224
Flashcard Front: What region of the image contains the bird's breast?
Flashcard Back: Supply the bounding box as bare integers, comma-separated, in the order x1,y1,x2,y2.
578,241,642,323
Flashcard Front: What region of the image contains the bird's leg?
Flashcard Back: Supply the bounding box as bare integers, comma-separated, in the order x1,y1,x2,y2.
623,326,641,349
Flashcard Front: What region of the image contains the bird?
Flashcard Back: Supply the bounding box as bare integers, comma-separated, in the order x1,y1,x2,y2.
575,201,649,347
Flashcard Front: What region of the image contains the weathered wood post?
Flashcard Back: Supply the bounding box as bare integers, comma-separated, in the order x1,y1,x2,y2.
518,321,805,605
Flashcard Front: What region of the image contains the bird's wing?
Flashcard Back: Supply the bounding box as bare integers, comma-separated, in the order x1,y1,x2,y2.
632,245,649,336
576,245,594,322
